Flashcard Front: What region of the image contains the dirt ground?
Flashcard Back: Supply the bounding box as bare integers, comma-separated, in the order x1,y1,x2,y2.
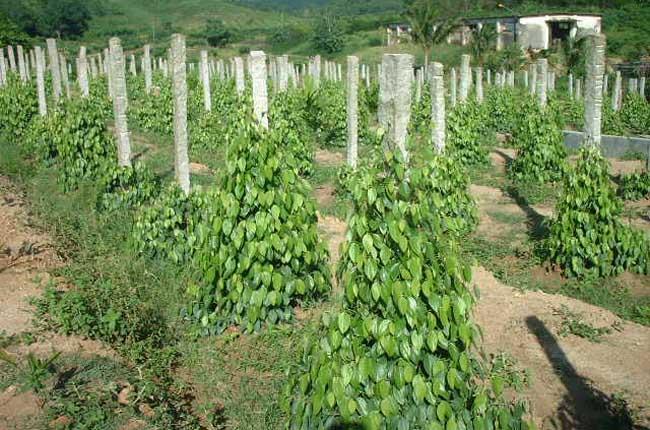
0,140,648,430
0,177,113,429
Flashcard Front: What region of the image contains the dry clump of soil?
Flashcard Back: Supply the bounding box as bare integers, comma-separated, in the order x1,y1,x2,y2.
473,267,650,429
314,184,336,208
317,214,347,289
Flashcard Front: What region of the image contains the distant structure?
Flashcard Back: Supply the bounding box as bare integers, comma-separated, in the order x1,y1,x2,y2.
386,13,602,51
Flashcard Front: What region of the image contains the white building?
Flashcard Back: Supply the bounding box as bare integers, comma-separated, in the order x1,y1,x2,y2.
386,13,602,51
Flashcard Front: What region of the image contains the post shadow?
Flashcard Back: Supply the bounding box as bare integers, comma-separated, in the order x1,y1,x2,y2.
525,316,646,430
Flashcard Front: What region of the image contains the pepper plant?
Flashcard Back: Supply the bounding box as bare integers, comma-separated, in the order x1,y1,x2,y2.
97,162,161,212
447,100,490,166
509,98,567,184
185,120,331,335
546,146,649,277
285,151,528,429
617,171,650,201
0,76,38,140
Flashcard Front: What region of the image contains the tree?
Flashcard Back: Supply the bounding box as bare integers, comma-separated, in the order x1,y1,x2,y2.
205,19,232,47
469,24,496,65
42,0,91,38
406,0,458,68
312,13,344,54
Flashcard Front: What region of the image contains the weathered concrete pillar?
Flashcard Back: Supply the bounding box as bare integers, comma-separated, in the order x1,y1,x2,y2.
234,57,245,95
548,71,555,92
0,50,6,87
568,74,574,99
378,54,413,162
77,47,89,98
603,74,608,96
129,54,137,76
629,78,638,96
475,67,484,103
90,56,98,78
486,69,491,86
250,51,269,129
530,63,537,96
337,63,342,82
35,46,47,117
449,68,457,108
430,62,446,154
536,59,548,107
575,78,582,101
143,44,153,94
7,46,16,72
109,37,131,167
640,77,646,98
171,34,190,194
59,53,70,98
17,45,26,81
346,56,359,168
583,34,606,148
414,69,422,103
458,54,470,103
29,49,36,75
310,55,321,87
200,50,211,112
277,55,289,92
523,70,529,88
46,39,62,103
612,71,622,111
106,48,114,100
24,49,31,80
508,71,515,87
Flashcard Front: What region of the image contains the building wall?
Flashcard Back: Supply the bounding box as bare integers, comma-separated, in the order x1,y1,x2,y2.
518,15,601,50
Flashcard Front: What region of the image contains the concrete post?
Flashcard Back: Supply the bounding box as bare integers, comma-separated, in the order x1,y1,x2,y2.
640,77,646,99
458,54,470,103
24,50,31,80
0,50,5,87
59,53,70,98
475,67,484,103
603,74,608,96
77,47,89,98
234,57,245,95
486,69,491,86
346,56,359,168
250,51,269,129
200,50,211,112
90,56,98,78
46,39,62,103
7,45,16,72
310,55,321,87
109,38,131,167
143,44,152,94
495,21,503,51
530,64,537,96
17,45,26,81
378,54,413,162
536,59,548,107
450,68,457,108
629,78,638,96
430,62,445,154
35,46,47,117
583,34,606,148
612,71,622,111
575,78,582,101
569,74,574,99
171,34,190,194
524,70,529,88
277,55,289,92
130,54,137,76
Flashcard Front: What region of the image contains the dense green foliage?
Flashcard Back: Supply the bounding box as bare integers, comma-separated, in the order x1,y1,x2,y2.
509,99,567,184
311,14,345,54
546,147,649,278
1,0,94,39
617,171,650,201
96,163,161,212
187,122,331,334
447,100,489,166
619,94,650,136
286,151,527,429
130,75,173,135
0,77,38,140
132,184,212,264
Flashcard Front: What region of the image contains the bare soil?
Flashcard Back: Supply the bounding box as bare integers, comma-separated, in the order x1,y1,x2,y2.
0,177,114,428
314,149,344,166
